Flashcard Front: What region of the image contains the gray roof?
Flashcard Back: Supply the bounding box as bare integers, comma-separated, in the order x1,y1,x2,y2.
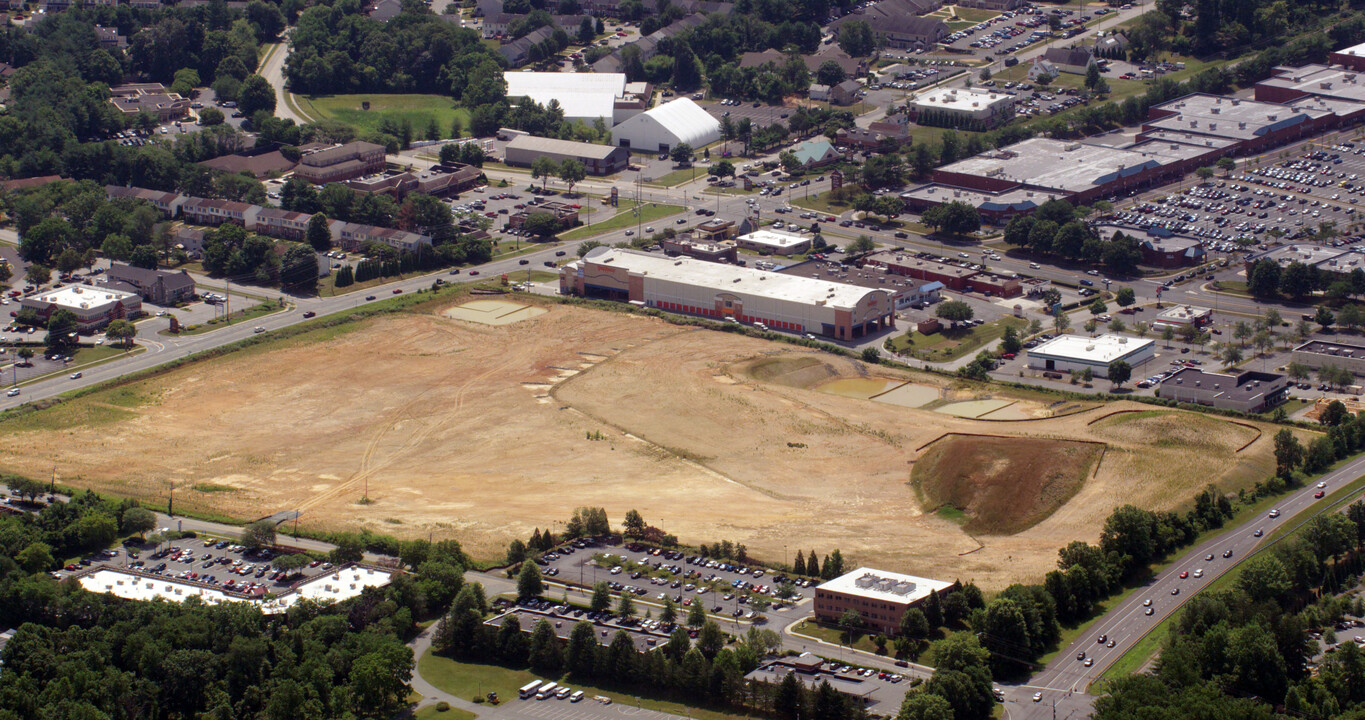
106,263,196,293
505,135,622,160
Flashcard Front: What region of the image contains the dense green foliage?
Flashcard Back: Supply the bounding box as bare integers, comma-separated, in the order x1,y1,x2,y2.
0,490,475,719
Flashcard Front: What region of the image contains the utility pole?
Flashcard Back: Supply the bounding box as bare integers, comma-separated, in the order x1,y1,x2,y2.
225,278,231,325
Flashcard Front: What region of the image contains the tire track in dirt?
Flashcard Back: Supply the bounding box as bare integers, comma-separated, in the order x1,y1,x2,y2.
295,337,520,515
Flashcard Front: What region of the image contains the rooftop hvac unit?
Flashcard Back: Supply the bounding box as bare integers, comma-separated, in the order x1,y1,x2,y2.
1086,344,1095,351
854,573,878,589
1210,107,1220,115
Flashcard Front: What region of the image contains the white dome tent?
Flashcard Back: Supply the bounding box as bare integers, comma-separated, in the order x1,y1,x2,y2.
610,98,720,153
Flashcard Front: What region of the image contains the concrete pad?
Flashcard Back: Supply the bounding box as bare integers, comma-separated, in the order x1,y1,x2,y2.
444,300,547,326
934,398,1014,418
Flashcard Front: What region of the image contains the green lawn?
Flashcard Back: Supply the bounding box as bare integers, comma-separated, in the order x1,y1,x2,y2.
644,166,706,187
944,6,999,23
4,344,135,387
414,705,477,720
790,619,885,655
293,94,471,137
557,202,686,241
160,300,288,335
417,652,766,720
887,316,1027,362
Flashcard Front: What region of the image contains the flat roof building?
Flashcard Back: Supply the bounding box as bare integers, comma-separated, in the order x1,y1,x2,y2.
1153,304,1212,328
503,72,640,124
296,142,387,185
735,229,811,256
504,135,630,176
78,565,393,614
562,247,894,340
1027,334,1154,378
1157,367,1290,413
20,284,142,331
1291,339,1365,378
814,568,953,636
1332,41,1365,72
908,87,1016,129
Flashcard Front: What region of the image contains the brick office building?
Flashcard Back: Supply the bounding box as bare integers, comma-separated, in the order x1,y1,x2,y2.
814,568,953,636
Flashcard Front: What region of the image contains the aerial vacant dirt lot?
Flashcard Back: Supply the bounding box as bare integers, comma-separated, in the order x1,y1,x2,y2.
0,299,1293,589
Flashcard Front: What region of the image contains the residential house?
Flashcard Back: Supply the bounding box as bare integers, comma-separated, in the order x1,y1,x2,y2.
180,197,258,227
499,26,554,68
106,263,196,305
1094,32,1129,59
108,83,189,122
104,185,187,218
1042,46,1097,75
330,222,431,253
250,207,312,240
830,80,863,106
809,84,831,102
1027,56,1058,82
833,0,948,50
93,26,126,50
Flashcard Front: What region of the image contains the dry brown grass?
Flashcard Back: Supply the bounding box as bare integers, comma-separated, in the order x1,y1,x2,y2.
0,302,1289,590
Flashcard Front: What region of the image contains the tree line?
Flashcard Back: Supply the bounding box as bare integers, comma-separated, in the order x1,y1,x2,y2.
1003,199,1143,275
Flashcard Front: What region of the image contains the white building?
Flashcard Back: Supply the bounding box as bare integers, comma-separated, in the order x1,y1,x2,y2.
78,565,394,614
909,87,1016,128
1153,304,1212,328
503,72,639,124
1027,333,1155,377
20,285,142,332
735,229,811,256
561,247,894,341
611,98,721,153
814,568,954,636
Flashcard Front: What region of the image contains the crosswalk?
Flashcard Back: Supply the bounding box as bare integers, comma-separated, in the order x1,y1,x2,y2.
501,698,686,720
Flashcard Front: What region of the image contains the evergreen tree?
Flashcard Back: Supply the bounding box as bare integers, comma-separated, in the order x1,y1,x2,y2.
591,581,612,612
517,561,543,599
528,619,562,672
793,549,806,576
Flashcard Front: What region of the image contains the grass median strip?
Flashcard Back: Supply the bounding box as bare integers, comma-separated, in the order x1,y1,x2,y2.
558,202,686,241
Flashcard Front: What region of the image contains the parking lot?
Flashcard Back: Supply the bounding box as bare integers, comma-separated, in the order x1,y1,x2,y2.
490,605,667,653
536,541,813,625
57,535,344,598
747,661,910,710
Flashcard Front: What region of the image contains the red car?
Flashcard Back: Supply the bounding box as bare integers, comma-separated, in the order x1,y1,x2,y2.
1315,490,1326,499
1179,571,1189,579
392,288,402,294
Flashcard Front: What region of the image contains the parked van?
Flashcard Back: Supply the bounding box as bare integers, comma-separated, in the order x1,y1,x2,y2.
557,687,572,700
570,691,584,703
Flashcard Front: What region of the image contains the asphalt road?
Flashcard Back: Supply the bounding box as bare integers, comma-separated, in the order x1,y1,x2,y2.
999,451,1365,720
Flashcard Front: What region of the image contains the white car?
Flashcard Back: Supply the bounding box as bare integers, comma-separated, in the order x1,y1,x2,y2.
1033,692,1042,703
1317,481,1327,489
5,388,18,397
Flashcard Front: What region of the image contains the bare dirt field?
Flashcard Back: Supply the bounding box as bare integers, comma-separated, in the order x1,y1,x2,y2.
0,298,1294,589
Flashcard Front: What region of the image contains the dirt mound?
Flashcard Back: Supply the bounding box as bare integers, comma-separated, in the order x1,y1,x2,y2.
1090,410,1258,452
912,435,1103,535
736,355,839,388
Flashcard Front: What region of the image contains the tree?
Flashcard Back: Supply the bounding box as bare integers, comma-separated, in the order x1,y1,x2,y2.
522,212,562,239
1195,166,1215,183
687,600,706,628
849,235,875,254
838,609,863,646
273,553,312,573
1248,260,1282,298
1001,325,1022,355
518,559,544,599
591,581,612,612
106,319,138,349
528,619,562,672
660,595,678,624
120,507,157,539
838,20,876,57
1115,287,1136,307
670,143,694,166
241,519,277,549
922,201,980,236
697,620,725,658
306,213,331,252
1089,298,1107,315
617,591,636,618
531,156,559,190
936,300,974,325
1221,345,1243,368
709,160,735,178
816,60,847,86
1317,305,1336,331
1108,360,1132,388
1216,156,1237,175
26,263,51,286
1273,428,1303,478
238,74,276,117
899,607,930,640
898,693,955,720
558,159,587,195
16,542,55,574
45,308,78,352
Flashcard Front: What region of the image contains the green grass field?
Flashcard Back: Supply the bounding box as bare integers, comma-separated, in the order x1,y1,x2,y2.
417,652,764,720
644,166,706,187
294,94,471,137
888,316,1027,362
557,202,686,241
163,300,288,334
413,705,477,720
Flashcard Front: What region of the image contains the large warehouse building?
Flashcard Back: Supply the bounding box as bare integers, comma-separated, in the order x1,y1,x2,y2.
814,568,953,636
503,135,630,175
611,98,720,153
562,247,894,340
503,72,652,124
1027,334,1154,377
